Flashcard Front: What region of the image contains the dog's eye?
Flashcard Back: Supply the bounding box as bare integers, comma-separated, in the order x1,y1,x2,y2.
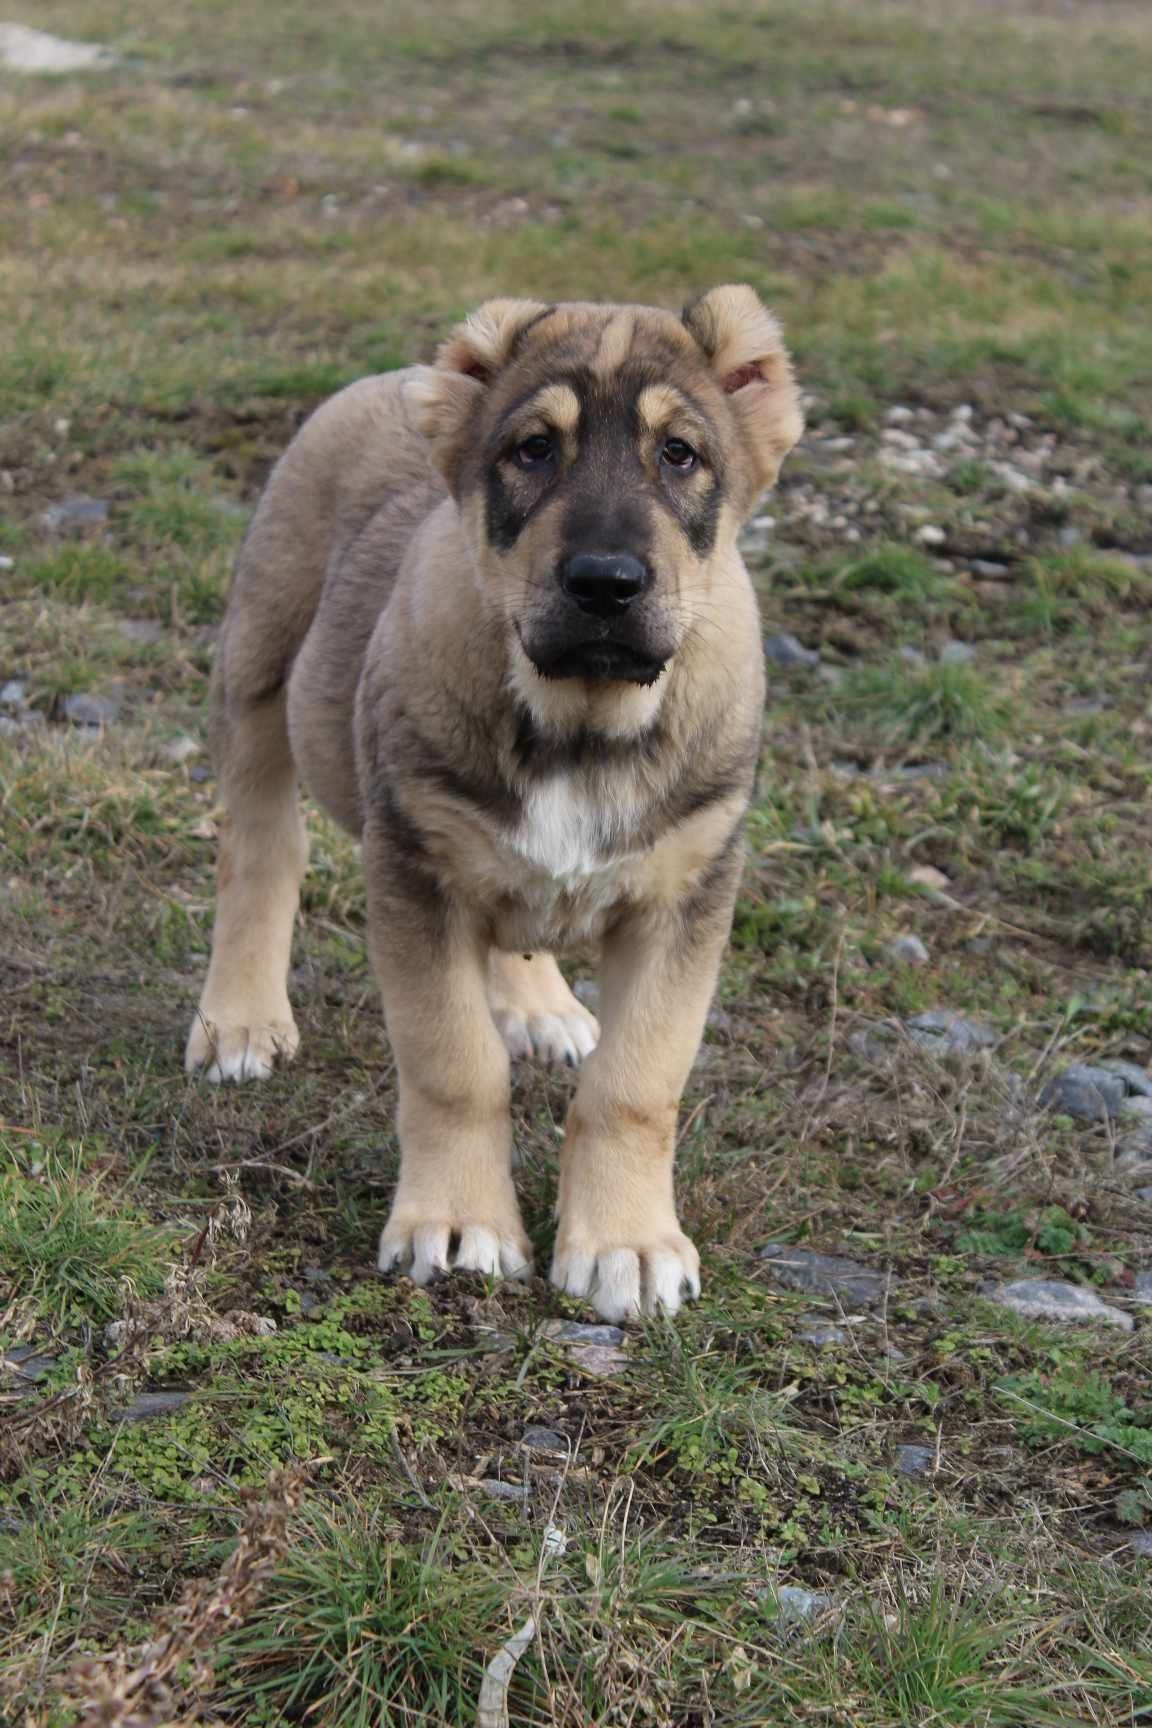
661,437,698,472
514,434,555,469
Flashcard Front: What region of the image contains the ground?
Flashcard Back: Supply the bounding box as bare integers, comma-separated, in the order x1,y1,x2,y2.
2,2,1151,1723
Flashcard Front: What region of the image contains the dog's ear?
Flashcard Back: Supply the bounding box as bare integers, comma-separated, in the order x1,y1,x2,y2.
406,299,549,487
683,285,803,491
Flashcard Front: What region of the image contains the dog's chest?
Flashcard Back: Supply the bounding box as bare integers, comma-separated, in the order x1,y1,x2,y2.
494,775,644,946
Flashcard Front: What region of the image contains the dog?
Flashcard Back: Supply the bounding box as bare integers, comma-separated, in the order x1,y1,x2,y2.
186,286,802,1320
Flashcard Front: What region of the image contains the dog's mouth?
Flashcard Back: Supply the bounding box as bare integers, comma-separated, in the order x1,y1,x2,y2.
528,638,667,685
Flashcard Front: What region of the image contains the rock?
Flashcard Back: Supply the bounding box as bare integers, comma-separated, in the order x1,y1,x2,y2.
1132,1273,1152,1307
117,618,164,646
939,640,976,665
1039,1064,1127,1121
0,554,13,571
905,1010,996,1054
895,1443,935,1477
3,1348,58,1383
1129,1532,1152,1557
0,24,116,72
987,460,1032,495
0,679,26,708
914,524,946,546
971,560,1010,578
40,496,109,535
1134,1187,1152,1204
1121,1097,1152,1120
796,1318,848,1347
164,734,202,764
764,632,820,669
767,1585,836,1637
60,691,119,728
1101,1061,1152,1098
476,1478,532,1502
986,1279,1133,1332
885,406,915,424
898,645,927,667
907,864,950,890
521,1425,568,1454
884,933,929,967
541,1319,627,1377
758,1243,890,1307
110,1390,192,1423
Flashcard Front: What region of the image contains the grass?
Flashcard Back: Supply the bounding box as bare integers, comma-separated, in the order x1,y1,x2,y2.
1,0,1151,1723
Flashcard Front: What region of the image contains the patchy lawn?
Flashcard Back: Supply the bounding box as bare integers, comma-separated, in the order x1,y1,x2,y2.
2,2,1151,1723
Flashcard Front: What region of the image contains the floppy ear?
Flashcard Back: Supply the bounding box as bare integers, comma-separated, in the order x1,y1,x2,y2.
683,285,803,491
405,298,549,488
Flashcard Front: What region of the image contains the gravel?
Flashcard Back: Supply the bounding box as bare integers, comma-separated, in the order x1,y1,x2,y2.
521,1425,569,1454
40,496,109,535
884,933,929,966
110,1391,193,1423
895,1443,936,1477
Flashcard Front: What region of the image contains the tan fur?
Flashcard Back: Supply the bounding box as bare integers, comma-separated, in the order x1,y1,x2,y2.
187,286,801,1320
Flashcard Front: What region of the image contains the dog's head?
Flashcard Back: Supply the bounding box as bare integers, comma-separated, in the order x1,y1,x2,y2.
407,288,802,714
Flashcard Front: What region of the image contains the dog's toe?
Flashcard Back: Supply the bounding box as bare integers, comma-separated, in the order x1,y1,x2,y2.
186,1016,299,1083
550,1233,699,1321
378,1218,532,1284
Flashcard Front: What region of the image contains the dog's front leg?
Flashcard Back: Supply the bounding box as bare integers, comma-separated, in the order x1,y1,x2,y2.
365,821,531,1285
551,859,742,1321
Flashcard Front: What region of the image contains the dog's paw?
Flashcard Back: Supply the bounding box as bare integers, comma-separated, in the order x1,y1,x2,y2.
378,1214,532,1284
185,1013,299,1083
488,953,600,1068
550,1228,700,1321
491,1004,599,1068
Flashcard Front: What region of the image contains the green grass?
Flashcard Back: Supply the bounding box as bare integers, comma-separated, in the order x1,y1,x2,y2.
0,1138,172,1327
1,0,1150,1723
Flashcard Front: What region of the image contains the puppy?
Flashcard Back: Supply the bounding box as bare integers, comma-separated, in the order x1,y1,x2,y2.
186,287,802,1320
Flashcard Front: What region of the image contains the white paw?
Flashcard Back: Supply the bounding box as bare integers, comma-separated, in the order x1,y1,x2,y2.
550,1232,700,1321
492,1006,600,1068
378,1219,532,1284
185,1014,299,1083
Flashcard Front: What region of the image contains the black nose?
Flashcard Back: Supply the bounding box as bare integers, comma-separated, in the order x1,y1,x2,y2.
560,552,651,618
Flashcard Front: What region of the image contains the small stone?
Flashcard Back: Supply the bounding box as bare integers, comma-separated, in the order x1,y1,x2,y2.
1039,1064,1127,1121
1132,1273,1152,1307
796,1318,848,1347
986,1279,1133,1331
1134,1187,1152,1204
164,734,202,764
768,1585,835,1637
117,618,164,646
1129,1531,1152,1557
898,645,927,667
3,1348,58,1383
758,1244,890,1307
885,406,915,424
110,1390,192,1423
541,1319,627,1377
1122,1097,1152,1120
60,691,119,728
939,639,976,665
476,1478,532,1502
885,933,929,967
0,24,117,73
907,864,950,890
0,679,26,707
895,1443,935,1477
764,632,820,669
521,1425,568,1454
40,495,109,535
905,1010,996,1054
0,554,13,571
1101,1061,1152,1098
971,560,1010,577
914,524,946,546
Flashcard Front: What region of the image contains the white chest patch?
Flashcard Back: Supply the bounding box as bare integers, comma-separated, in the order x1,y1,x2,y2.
514,779,607,881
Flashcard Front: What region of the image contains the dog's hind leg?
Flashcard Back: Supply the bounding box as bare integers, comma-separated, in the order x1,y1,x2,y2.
186,689,309,1083
487,951,600,1068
